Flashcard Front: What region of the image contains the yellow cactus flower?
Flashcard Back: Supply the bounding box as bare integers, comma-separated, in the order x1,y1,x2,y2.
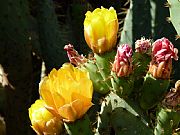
29,99,63,135
84,6,119,54
40,63,93,122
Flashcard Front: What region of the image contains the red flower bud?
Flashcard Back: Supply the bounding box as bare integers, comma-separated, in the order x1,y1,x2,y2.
152,37,178,63
112,44,133,77
64,44,87,66
148,38,178,79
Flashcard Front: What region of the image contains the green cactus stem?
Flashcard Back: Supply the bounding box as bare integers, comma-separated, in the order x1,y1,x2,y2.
111,72,134,97
64,114,93,135
120,0,151,48
82,59,111,94
96,92,153,135
154,107,180,135
94,51,116,89
139,73,170,110
133,52,151,77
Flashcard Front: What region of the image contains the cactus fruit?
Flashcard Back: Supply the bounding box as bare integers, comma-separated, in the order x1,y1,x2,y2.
167,0,180,37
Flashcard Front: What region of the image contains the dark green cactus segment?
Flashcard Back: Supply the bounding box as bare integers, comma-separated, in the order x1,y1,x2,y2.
94,51,116,88
168,0,180,36
96,92,152,135
111,108,153,135
139,73,170,110
83,60,110,94
120,0,133,45
120,0,151,48
64,115,93,135
111,72,134,97
154,108,180,135
133,52,151,77
36,0,67,73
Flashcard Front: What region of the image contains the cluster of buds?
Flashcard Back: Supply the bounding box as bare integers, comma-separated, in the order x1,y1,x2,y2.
148,37,178,79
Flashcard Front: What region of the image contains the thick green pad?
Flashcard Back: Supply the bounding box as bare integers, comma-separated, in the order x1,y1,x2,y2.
120,0,151,48
111,72,134,97
154,108,180,135
0,0,34,134
83,60,110,94
96,92,153,135
139,73,170,110
36,0,67,72
94,51,116,89
133,53,151,77
64,115,93,135
120,0,133,45
111,108,153,135
168,0,180,36
132,52,151,94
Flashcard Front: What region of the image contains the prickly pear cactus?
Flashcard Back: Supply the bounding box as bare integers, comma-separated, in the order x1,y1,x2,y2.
28,5,180,135
95,92,153,135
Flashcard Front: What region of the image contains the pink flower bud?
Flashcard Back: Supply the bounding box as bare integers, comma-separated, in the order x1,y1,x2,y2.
64,44,87,66
112,44,133,77
152,37,178,63
148,38,178,79
135,37,151,54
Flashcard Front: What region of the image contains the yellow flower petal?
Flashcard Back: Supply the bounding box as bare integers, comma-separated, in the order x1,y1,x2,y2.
58,104,77,122
84,6,118,54
28,99,63,135
40,63,93,122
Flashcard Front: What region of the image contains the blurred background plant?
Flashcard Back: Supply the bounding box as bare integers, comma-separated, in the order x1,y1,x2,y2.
0,0,179,135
